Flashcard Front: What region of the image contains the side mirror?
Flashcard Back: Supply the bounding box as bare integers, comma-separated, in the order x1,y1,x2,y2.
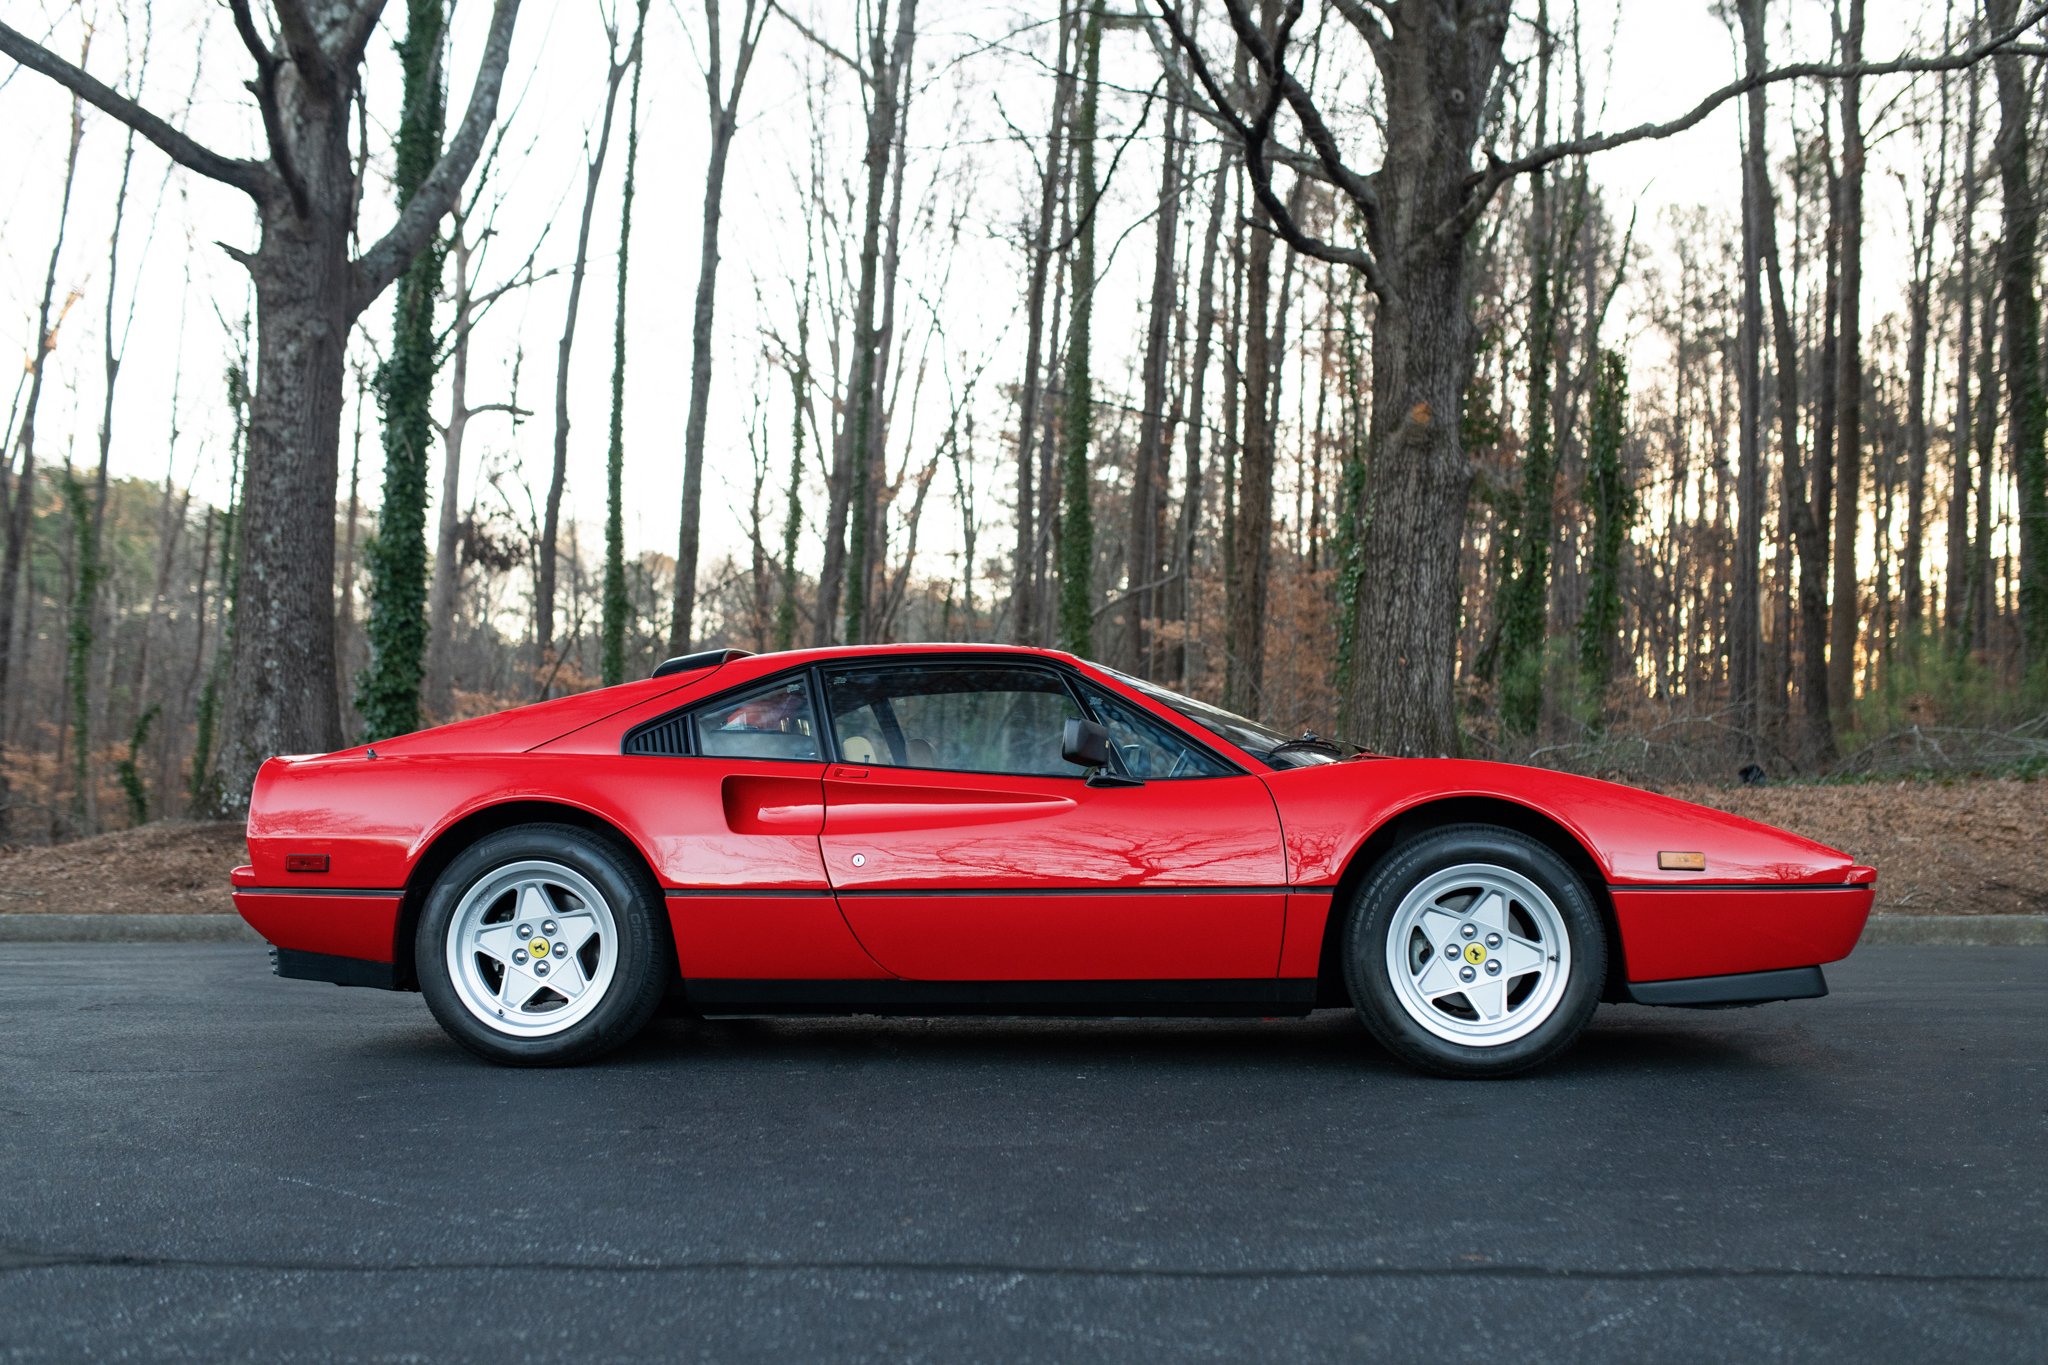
1062,717,1111,769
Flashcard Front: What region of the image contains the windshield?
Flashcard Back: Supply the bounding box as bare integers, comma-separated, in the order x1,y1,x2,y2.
1099,666,1341,768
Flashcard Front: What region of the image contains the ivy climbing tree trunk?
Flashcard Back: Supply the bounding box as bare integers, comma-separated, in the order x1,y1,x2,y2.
1056,0,1103,658
1575,350,1633,710
357,0,447,742
538,3,644,676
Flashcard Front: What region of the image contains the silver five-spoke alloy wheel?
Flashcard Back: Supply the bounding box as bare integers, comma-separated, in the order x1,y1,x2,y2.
446,859,619,1038
1384,862,1570,1048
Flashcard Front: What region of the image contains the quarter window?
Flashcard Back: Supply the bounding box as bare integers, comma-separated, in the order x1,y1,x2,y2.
688,677,821,762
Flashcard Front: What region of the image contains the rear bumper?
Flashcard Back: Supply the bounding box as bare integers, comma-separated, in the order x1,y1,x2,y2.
1624,965,1827,1008
1610,874,1874,984
232,864,404,990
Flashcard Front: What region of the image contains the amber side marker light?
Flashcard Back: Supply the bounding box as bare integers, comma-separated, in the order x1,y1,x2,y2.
284,854,330,874
1658,851,1707,872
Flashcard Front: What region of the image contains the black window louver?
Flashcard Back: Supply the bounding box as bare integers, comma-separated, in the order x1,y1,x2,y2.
623,713,691,756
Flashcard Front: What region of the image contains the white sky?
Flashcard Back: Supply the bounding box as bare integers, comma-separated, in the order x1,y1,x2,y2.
0,0,1972,601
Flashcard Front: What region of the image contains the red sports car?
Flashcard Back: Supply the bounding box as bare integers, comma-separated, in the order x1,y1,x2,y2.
231,644,1875,1076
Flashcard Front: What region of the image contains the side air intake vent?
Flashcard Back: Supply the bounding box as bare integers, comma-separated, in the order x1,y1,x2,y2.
623,712,691,756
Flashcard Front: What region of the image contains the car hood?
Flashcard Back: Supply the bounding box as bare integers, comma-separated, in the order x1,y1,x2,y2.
1276,756,1869,887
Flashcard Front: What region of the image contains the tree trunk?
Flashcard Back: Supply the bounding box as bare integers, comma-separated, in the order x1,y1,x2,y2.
670,0,765,653
1731,0,1767,747
1056,0,1103,658
1827,0,1865,718
1990,0,2048,670
1340,3,1511,756
1164,144,1231,688
1948,57,1983,647
842,0,918,645
538,11,638,672
0,77,84,837
604,22,648,684
1124,93,1182,673
1010,7,1076,646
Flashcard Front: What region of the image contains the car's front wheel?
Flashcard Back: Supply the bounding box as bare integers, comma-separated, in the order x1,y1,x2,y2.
417,824,669,1065
1343,825,1604,1077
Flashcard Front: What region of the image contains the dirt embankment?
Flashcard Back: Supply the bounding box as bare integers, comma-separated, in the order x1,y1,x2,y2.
0,821,248,915
0,779,2041,916
1657,779,2048,915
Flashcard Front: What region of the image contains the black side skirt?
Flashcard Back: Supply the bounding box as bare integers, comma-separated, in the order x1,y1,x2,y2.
272,947,401,991
685,978,1319,1018
1624,965,1827,1008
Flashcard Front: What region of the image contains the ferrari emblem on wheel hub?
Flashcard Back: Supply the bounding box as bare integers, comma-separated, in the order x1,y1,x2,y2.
1464,942,1488,965
529,937,550,958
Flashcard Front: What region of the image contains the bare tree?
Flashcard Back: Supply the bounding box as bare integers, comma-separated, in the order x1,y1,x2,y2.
0,0,525,807
537,0,647,677
668,0,773,654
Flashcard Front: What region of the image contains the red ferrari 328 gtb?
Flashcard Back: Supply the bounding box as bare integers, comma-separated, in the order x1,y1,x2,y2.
232,645,1875,1076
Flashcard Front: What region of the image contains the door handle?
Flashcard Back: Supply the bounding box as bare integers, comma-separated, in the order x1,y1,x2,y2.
829,765,869,780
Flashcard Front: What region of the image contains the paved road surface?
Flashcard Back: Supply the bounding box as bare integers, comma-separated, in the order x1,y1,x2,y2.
1,944,2042,1362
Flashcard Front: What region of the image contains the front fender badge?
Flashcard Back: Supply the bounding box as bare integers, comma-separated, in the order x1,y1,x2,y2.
1658,851,1707,872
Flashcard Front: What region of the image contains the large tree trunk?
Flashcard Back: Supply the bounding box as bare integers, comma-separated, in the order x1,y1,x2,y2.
222,122,359,796
1990,0,2048,669
1731,0,1767,747
1339,3,1508,756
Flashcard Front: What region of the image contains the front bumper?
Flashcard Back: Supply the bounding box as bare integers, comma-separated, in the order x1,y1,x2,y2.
1624,964,1828,1008
1610,870,1875,984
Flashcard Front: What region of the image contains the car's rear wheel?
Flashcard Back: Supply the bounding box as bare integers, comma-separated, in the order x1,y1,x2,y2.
417,824,669,1065
1342,824,1603,1078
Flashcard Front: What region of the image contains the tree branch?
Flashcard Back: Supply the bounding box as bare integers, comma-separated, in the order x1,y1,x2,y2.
268,0,339,99
0,19,272,200
335,0,395,72
227,0,310,217
1478,1,2048,195
765,0,865,84
1152,0,1384,290
351,0,525,314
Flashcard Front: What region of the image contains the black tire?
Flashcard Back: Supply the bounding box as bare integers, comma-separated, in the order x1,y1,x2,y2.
416,823,671,1066
1341,824,1604,1078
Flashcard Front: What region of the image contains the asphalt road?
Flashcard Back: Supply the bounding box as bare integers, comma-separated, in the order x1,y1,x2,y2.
1,944,2043,1363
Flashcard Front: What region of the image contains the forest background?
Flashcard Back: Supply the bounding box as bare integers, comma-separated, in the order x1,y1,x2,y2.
2,0,2046,844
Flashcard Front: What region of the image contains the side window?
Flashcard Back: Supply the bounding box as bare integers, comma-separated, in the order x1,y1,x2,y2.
689,677,821,762
823,666,1086,777
1082,684,1234,779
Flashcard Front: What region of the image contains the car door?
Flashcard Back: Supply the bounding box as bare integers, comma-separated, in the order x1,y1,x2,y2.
816,660,1288,982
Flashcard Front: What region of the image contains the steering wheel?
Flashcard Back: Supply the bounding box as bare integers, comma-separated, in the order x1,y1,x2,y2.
1167,748,1194,779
